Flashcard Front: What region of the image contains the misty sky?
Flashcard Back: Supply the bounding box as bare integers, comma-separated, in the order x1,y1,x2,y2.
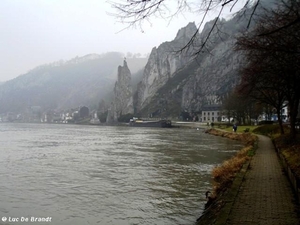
0,0,241,82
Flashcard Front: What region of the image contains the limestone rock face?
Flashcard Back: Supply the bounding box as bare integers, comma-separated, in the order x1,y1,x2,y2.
180,15,249,113
136,22,198,112
108,60,134,122
181,37,241,112
133,5,266,117
179,3,278,115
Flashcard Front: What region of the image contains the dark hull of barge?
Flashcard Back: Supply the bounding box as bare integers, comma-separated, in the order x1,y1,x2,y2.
129,120,172,128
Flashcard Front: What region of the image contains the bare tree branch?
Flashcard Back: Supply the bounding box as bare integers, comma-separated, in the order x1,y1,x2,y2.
247,0,260,28
236,0,300,137
107,0,261,54
258,17,300,36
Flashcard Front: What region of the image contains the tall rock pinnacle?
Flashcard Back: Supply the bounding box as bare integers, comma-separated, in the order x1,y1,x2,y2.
107,59,134,122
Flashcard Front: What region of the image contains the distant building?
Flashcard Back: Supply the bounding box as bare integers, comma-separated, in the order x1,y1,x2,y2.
201,104,222,123
258,102,289,122
72,111,80,121
281,103,288,122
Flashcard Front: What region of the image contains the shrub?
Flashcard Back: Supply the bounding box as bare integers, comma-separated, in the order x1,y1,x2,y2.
258,120,274,125
212,145,252,193
252,124,289,136
206,129,258,195
98,111,108,123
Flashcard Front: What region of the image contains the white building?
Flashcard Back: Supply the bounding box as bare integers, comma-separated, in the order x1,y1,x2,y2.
201,105,222,123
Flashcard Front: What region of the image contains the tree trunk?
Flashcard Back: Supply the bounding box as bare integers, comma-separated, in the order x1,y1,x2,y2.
276,107,284,134
289,98,299,139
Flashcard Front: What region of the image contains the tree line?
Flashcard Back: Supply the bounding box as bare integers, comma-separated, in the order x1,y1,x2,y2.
233,0,300,138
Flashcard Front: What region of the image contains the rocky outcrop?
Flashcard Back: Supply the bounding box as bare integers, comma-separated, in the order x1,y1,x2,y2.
134,5,266,117
107,60,134,122
180,11,252,112
135,22,198,112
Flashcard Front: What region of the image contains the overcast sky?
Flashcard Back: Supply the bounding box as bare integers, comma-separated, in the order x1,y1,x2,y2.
0,0,241,82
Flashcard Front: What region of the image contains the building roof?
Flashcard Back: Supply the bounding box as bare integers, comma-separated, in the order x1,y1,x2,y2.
201,104,222,111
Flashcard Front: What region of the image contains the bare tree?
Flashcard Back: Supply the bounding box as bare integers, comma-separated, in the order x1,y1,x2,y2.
236,60,287,133
108,0,261,53
223,90,260,125
236,0,300,138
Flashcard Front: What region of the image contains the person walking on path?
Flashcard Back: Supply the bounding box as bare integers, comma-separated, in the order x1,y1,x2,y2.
226,135,299,225
233,124,237,132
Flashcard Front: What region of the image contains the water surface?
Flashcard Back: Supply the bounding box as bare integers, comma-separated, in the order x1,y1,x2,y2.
0,123,242,225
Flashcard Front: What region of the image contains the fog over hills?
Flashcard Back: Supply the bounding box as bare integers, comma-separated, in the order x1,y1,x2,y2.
0,52,147,113
0,0,276,117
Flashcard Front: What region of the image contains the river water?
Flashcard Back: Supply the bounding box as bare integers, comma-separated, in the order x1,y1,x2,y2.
0,123,242,225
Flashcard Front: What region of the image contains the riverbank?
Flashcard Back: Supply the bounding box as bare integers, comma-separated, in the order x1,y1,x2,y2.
196,128,257,224
196,128,300,225
251,124,300,202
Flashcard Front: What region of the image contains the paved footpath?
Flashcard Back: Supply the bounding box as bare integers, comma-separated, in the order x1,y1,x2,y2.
226,135,299,225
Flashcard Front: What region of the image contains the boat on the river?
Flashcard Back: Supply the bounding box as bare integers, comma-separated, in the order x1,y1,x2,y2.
129,118,172,128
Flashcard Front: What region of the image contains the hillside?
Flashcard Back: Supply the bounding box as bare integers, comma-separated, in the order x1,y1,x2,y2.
0,52,147,113
134,2,274,118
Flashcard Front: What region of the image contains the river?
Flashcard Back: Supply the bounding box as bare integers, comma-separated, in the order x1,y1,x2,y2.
0,123,242,225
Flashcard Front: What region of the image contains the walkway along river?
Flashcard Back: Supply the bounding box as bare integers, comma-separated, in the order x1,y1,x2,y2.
0,123,243,225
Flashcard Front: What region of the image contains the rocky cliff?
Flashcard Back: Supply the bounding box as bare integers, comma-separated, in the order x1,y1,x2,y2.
134,5,265,118
135,22,199,113
181,17,243,113
107,60,134,122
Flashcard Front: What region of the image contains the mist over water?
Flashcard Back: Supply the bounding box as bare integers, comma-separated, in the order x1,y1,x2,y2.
0,123,242,225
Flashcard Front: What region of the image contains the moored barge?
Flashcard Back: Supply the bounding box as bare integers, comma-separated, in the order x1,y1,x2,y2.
129,118,172,128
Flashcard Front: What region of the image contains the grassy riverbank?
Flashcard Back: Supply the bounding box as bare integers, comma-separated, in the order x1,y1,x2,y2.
253,125,300,179
217,122,300,179
196,129,257,224
204,129,257,197
209,124,300,181
215,125,259,133
197,125,300,224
